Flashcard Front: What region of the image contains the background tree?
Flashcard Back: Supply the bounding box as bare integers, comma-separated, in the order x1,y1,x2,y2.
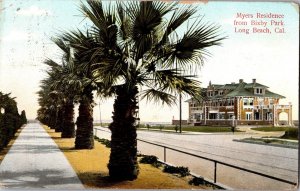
20,110,27,125
52,35,99,148
0,91,26,150
37,57,77,138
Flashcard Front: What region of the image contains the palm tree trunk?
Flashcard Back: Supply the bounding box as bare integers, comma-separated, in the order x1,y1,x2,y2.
61,102,75,138
75,90,94,149
49,110,57,129
108,86,139,180
55,108,63,132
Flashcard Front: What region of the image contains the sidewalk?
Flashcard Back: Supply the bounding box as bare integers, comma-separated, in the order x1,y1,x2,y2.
0,122,84,189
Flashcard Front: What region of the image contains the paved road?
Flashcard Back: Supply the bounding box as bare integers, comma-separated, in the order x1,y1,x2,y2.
94,126,298,190
0,122,84,189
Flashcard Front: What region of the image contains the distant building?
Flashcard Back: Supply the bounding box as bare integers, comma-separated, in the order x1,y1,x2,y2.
186,79,293,126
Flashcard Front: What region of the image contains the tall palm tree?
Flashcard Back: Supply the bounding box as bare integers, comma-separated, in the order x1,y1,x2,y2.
37,56,78,138
79,0,224,180
37,79,58,129
53,34,99,149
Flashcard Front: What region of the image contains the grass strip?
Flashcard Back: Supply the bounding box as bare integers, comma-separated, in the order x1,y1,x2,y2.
45,126,208,189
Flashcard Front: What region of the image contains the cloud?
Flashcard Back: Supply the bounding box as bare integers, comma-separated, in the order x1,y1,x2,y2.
0,30,28,42
0,29,40,43
162,0,208,4
16,5,52,16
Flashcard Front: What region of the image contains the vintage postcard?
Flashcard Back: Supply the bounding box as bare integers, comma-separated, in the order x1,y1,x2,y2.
0,0,298,190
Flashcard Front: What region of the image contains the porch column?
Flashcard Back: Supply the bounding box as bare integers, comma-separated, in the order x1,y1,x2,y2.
288,103,293,126
273,105,278,126
204,106,207,125
237,98,240,120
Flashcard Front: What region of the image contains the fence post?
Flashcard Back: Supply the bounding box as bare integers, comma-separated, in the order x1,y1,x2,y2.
214,161,217,183
164,147,166,162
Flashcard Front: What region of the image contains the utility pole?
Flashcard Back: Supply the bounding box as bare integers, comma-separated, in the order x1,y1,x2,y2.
99,100,102,127
176,62,182,134
179,92,182,133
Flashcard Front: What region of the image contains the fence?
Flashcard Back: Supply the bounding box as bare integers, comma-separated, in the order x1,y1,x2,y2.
94,127,298,189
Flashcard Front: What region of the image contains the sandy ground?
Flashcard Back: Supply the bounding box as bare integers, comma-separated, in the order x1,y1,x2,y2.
45,127,209,189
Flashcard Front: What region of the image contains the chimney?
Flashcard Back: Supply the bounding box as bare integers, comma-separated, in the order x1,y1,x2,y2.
239,79,243,83
252,79,256,84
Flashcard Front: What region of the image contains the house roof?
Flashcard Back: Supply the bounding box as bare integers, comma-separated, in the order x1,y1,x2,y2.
186,79,285,102
219,84,239,90
244,82,269,88
223,82,253,97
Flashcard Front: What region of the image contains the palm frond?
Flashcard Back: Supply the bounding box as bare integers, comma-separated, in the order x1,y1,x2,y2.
160,4,196,44
140,88,176,106
166,18,226,70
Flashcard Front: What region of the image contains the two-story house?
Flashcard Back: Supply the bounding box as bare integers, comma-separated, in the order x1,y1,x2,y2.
186,79,293,126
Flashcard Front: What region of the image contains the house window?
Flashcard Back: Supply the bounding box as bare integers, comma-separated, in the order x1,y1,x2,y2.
249,99,253,106
255,88,263,94
246,112,252,120
219,113,225,119
229,99,234,106
219,91,224,95
243,98,253,106
243,99,248,105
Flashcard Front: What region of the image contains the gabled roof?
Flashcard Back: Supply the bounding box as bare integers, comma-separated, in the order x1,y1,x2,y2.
244,83,269,88
223,82,253,97
219,83,239,90
186,79,285,101
210,84,223,89
264,90,285,98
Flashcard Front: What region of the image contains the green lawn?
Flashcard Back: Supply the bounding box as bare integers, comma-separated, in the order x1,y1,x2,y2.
238,137,298,148
251,127,298,140
93,123,110,127
139,125,241,133
251,127,295,131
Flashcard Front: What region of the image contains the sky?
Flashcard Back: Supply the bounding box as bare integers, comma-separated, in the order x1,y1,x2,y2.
0,0,299,123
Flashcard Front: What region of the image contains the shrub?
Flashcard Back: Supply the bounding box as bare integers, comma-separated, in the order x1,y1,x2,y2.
140,155,158,164
281,128,298,140
189,176,205,186
263,139,271,144
174,125,178,132
163,165,190,177
98,138,111,148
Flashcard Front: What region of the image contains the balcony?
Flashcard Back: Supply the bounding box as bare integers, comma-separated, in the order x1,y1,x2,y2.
276,105,291,109
191,110,203,114
225,106,234,109
243,105,254,109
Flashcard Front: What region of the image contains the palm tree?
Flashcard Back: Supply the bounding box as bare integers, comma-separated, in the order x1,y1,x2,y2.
37,81,58,129
37,57,77,138
52,33,99,149
79,0,224,180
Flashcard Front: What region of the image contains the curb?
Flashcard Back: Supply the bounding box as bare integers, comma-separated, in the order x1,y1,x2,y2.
233,139,298,149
